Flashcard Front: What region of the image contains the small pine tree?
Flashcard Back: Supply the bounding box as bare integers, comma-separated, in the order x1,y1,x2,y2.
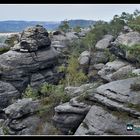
58,20,70,33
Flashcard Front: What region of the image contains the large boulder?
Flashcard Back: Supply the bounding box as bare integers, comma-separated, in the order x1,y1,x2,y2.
51,31,79,51
95,35,114,50
0,25,63,113
53,97,91,134
78,51,90,65
0,46,59,92
1,98,42,135
98,59,136,82
109,31,140,64
114,31,140,47
90,51,109,65
78,51,91,74
19,25,51,52
3,98,40,119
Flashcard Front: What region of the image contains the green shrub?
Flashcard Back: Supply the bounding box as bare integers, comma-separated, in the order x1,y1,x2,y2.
120,44,140,65
57,65,66,73
38,84,71,116
2,127,9,135
23,85,38,100
126,103,140,112
65,54,88,86
104,48,116,62
40,83,55,97
0,47,10,54
73,26,81,33
40,84,71,105
58,20,70,33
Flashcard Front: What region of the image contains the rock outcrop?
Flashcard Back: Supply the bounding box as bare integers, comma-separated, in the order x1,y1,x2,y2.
78,51,90,74
98,59,136,82
95,35,114,50
51,31,78,51
109,30,140,64
0,98,42,135
0,25,63,109
113,31,140,47
53,97,91,134
75,77,140,135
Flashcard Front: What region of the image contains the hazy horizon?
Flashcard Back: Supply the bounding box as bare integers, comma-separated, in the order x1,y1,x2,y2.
0,4,139,22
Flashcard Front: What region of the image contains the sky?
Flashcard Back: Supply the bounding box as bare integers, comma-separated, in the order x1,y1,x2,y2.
0,4,140,22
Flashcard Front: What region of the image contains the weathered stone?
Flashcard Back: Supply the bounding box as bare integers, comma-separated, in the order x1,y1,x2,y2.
20,25,51,51
0,81,20,110
93,63,105,70
53,97,90,134
98,59,130,81
95,35,114,50
75,105,140,135
132,69,140,76
114,31,140,47
3,98,40,119
89,77,140,116
30,73,46,89
90,51,109,65
0,46,59,93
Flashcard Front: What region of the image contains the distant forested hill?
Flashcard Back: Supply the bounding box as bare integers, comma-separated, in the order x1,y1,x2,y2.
0,21,60,32
0,20,96,33
67,19,96,28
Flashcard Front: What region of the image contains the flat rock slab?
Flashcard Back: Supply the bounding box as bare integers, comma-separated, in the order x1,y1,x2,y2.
75,105,140,135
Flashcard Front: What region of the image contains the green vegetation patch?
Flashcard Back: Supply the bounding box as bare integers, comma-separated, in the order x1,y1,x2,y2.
0,47,10,54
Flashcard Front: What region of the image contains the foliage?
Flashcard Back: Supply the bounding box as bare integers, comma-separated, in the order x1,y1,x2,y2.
40,83,71,105
38,84,71,116
23,85,38,100
58,20,70,33
119,44,140,64
2,127,9,135
104,48,116,62
127,102,140,112
40,83,56,97
73,26,81,33
67,40,83,55
64,54,88,86
57,65,66,73
128,10,140,32
0,47,10,54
